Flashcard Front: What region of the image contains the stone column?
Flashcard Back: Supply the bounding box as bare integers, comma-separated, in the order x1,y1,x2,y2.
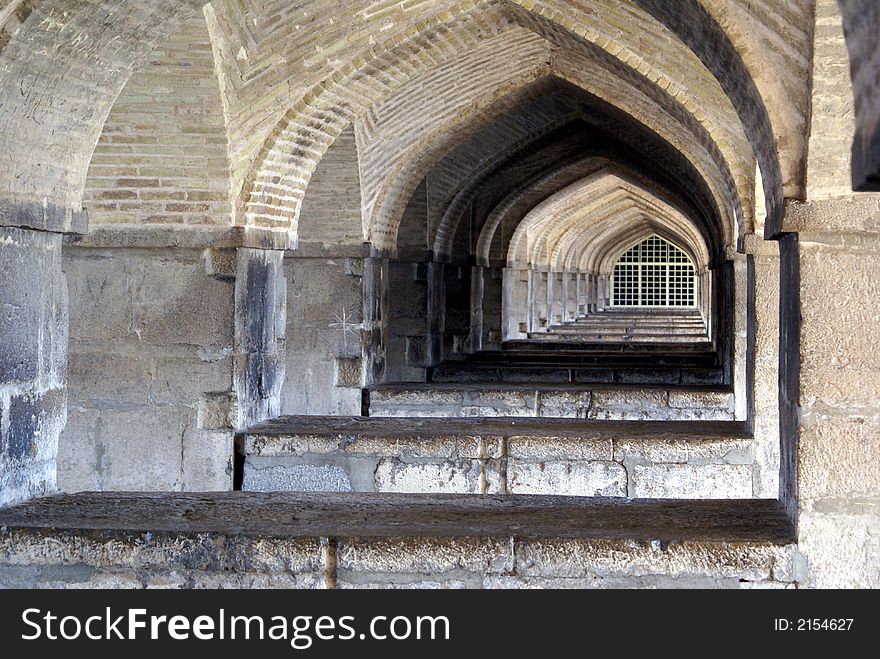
234,248,287,429
786,198,880,587
425,260,445,366
470,265,485,352
0,204,86,506
362,256,388,385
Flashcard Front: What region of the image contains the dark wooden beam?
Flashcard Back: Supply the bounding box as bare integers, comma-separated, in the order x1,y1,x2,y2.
248,415,751,441
0,493,794,543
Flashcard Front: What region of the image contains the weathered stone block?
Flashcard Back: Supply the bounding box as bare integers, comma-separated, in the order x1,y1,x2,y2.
57,406,103,493
138,256,234,347
345,435,456,459
247,434,343,458
799,244,880,408
508,460,627,496
374,459,485,494
632,464,752,499
65,251,133,341
182,428,232,491
224,536,326,574
334,357,362,387
460,389,537,416
668,390,734,410
67,351,151,405
589,389,668,420
515,539,780,581
507,436,611,461
798,509,880,588
100,406,194,491
197,393,237,430
538,391,591,418
336,537,514,575
613,438,753,464
456,435,505,459
152,355,232,404
242,462,352,493
799,412,880,501
1,228,65,384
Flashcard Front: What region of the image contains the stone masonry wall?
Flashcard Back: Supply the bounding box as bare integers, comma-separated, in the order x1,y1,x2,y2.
281,257,363,417
57,244,234,492
0,528,801,589
242,429,754,499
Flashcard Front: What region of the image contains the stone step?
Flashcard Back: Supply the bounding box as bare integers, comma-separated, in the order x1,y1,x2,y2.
366,383,735,420
554,325,707,332
527,333,709,343
429,364,725,385
500,342,717,355
561,316,706,324
241,416,754,497
547,327,708,336
465,349,720,365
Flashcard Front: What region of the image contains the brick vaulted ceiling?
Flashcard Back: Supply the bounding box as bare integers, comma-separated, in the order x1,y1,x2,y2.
0,0,816,246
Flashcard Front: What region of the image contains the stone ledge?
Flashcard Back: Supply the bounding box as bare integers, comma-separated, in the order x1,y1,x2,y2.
0,493,794,543
63,224,294,250
0,200,88,234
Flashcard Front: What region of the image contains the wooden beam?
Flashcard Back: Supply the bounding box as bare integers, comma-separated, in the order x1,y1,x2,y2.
0,493,794,543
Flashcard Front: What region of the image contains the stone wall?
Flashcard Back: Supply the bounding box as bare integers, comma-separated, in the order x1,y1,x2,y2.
1,0,878,591
57,242,234,492
795,223,880,587
281,257,363,416
0,528,800,589
242,427,754,499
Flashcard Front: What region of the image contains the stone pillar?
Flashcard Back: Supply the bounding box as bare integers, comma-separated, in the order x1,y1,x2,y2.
234,248,286,429
544,270,556,330
482,266,503,349
732,255,750,422
526,270,541,332
362,256,388,385
748,243,781,499
0,204,85,506
425,261,445,365
596,274,609,311
470,265,485,353
786,198,880,587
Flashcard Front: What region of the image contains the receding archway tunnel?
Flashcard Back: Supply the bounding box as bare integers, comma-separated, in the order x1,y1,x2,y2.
373,77,736,389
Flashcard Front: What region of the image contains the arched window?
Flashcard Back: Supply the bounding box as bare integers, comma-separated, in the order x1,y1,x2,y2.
611,234,696,307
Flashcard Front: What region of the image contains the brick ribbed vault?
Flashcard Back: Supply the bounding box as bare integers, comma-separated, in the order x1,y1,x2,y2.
239,0,773,248
506,170,710,272
425,77,733,265
0,0,813,239
0,0,206,212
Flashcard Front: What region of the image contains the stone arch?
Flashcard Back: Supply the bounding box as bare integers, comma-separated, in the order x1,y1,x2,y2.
0,0,207,218
554,209,709,276
379,70,741,258
506,170,720,269
475,157,612,266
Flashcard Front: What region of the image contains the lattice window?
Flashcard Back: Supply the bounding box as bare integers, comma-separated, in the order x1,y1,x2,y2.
611,235,696,307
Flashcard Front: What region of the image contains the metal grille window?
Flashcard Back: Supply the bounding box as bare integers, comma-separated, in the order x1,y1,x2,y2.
611,235,696,307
